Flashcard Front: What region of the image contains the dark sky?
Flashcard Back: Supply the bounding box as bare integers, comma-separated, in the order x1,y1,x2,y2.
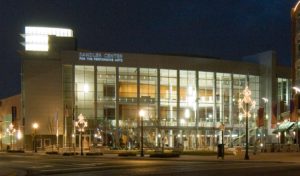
0,0,297,99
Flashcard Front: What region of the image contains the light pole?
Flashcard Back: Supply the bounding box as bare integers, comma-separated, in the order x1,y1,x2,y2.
75,113,87,156
262,97,268,152
139,109,145,157
292,86,300,146
6,123,16,151
219,123,225,159
32,122,39,153
238,86,256,160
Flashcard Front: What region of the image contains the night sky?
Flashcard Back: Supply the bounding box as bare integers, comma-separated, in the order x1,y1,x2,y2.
0,0,297,99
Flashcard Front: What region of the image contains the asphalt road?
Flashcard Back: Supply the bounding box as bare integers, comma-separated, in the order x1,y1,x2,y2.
1,153,300,176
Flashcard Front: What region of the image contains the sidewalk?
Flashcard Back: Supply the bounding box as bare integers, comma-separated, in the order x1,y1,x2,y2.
179,152,300,163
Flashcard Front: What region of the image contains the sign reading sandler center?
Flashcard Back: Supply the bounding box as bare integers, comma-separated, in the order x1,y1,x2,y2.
79,52,123,62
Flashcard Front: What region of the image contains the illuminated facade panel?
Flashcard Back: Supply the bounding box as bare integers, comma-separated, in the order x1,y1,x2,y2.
23,26,73,51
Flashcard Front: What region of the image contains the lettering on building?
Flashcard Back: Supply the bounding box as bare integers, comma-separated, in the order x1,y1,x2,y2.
79,52,123,63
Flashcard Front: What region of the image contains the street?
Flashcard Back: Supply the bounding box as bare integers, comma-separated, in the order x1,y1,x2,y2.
1,152,300,176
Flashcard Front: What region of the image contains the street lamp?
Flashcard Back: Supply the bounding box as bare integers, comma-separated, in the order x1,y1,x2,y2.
6,123,16,150
238,86,256,160
262,97,268,152
32,122,39,153
292,86,300,145
75,113,88,156
139,109,145,157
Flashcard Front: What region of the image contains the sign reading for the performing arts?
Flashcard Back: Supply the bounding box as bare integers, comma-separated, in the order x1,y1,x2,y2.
79,52,123,63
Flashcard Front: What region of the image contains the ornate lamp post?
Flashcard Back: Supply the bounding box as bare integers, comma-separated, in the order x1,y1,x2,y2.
32,122,39,153
75,113,88,156
139,109,145,157
6,123,16,150
238,86,256,160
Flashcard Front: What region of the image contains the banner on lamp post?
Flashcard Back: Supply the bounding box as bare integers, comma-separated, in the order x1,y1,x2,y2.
256,107,264,127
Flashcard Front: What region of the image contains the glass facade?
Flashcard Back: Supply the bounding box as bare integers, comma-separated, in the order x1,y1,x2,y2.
64,65,263,150
97,66,116,146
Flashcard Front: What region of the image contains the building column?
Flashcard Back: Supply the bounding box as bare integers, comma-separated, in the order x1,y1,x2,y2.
213,72,217,148
229,74,233,146
177,70,181,144
115,67,120,148
195,71,199,149
157,68,160,147
72,65,76,148
137,68,141,149
93,65,97,147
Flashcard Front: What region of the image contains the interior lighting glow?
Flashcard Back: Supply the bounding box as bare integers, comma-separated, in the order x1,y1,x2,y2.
231,134,238,137
83,84,89,93
32,122,39,129
17,130,23,140
184,109,190,119
180,119,186,124
139,109,145,117
262,97,269,103
293,86,300,93
188,86,193,95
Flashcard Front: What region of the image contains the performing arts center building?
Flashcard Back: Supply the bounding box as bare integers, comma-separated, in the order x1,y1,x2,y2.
5,26,292,151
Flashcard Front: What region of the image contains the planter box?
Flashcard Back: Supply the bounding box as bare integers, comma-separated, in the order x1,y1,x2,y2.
62,152,78,156
149,153,180,158
118,152,137,157
46,151,59,155
86,152,103,156
7,150,25,153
